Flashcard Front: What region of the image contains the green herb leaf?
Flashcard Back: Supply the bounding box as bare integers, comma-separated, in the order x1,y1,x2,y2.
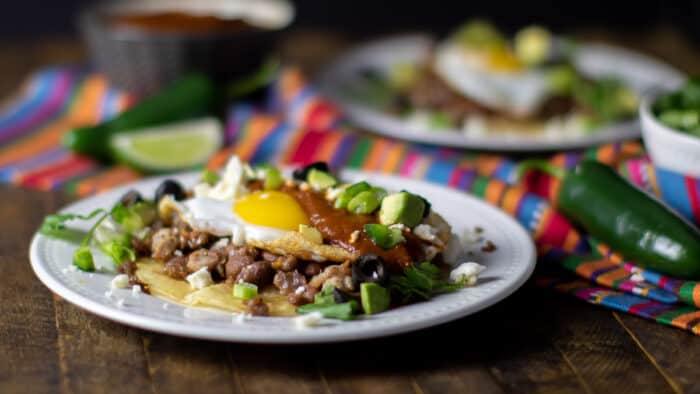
39,209,106,240
99,238,135,266
389,262,465,302
297,286,359,320
110,202,155,233
297,300,359,321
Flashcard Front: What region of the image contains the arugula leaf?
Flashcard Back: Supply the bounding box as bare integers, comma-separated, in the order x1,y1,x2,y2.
389,262,465,302
39,209,106,240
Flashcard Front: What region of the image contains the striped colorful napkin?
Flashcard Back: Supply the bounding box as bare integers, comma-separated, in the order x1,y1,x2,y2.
4,67,700,335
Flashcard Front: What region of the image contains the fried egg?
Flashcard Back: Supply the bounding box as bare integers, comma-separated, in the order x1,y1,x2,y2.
160,191,356,262
433,42,550,117
161,190,310,244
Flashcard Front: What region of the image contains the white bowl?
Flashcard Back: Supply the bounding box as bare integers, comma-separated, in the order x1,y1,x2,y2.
640,96,700,178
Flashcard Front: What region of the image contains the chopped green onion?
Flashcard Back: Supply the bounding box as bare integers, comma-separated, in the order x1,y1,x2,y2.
233,282,258,300
200,169,220,185
73,246,95,272
364,223,405,249
347,190,381,214
334,181,371,209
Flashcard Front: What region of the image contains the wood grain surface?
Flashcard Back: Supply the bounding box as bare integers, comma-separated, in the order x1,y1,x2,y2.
1,27,700,394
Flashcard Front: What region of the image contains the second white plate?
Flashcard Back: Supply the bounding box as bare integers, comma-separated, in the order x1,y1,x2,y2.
318,34,685,151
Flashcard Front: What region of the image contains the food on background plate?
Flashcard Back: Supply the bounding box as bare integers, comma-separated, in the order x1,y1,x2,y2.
343,20,638,137
39,157,490,323
517,159,700,279
652,77,700,137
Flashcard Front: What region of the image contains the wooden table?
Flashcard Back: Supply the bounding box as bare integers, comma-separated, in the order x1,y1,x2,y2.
2,28,700,394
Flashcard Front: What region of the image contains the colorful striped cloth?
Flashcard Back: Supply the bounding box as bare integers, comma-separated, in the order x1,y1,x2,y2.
4,67,700,335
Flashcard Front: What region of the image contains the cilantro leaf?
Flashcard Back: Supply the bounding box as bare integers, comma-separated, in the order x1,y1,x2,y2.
389,262,465,302
39,209,106,241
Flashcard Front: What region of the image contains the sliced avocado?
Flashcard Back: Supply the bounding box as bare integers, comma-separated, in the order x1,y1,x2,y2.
360,283,390,315
379,192,426,228
307,168,337,190
334,181,371,209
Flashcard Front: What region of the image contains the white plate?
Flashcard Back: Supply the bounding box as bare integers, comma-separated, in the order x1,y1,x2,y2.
29,170,535,343
318,34,686,151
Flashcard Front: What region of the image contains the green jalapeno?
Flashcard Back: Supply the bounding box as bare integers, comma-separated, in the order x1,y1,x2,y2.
519,159,700,279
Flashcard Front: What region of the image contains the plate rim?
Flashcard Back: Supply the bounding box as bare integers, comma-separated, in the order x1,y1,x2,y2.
29,170,536,344
317,33,686,151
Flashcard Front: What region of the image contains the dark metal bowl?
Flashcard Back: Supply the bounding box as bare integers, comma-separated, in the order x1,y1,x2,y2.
79,0,293,97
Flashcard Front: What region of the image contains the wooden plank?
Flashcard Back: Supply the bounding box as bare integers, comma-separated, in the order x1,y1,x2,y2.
226,344,329,394
314,338,421,394
616,313,696,393
142,334,237,394
53,298,153,394
0,188,62,393
551,298,676,394
462,287,587,394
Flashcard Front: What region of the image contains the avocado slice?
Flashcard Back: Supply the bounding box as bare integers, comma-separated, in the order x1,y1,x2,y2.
307,168,337,190
378,192,426,228
360,282,390,314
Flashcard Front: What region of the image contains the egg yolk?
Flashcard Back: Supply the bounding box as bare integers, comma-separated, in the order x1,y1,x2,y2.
487,47,523,73
233,191,310,231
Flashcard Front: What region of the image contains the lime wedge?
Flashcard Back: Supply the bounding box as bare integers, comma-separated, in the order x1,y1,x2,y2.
110,117,223,173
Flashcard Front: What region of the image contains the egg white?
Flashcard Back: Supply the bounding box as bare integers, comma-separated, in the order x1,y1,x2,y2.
433,43,550,117
168,196,288,244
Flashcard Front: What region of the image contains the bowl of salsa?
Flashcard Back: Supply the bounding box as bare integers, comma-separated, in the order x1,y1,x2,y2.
80,0,294,97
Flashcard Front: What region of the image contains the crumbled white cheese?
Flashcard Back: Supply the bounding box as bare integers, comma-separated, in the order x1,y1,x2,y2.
68,265,78,272
162,303,170,310
413,224,438,242
193,155,249,200
173,249,183,257
295,286,305,295
116,298,125,308
110,274,130,289
231,223,246,246
88,273,95,278
450,262,486,286
186,267,214,290
132,284,142,297
211,237,230,250
460,228,483,246
104,290,114,299
388,223,407,232
325,186,346,201
234,313,252,324
462,115,487,137
294,312,324,329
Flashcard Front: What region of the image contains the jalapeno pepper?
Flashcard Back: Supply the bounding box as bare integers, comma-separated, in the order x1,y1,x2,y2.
519,159,700,279
62,73,216,161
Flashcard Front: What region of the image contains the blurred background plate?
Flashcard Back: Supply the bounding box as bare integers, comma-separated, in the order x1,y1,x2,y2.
318,34,686,151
